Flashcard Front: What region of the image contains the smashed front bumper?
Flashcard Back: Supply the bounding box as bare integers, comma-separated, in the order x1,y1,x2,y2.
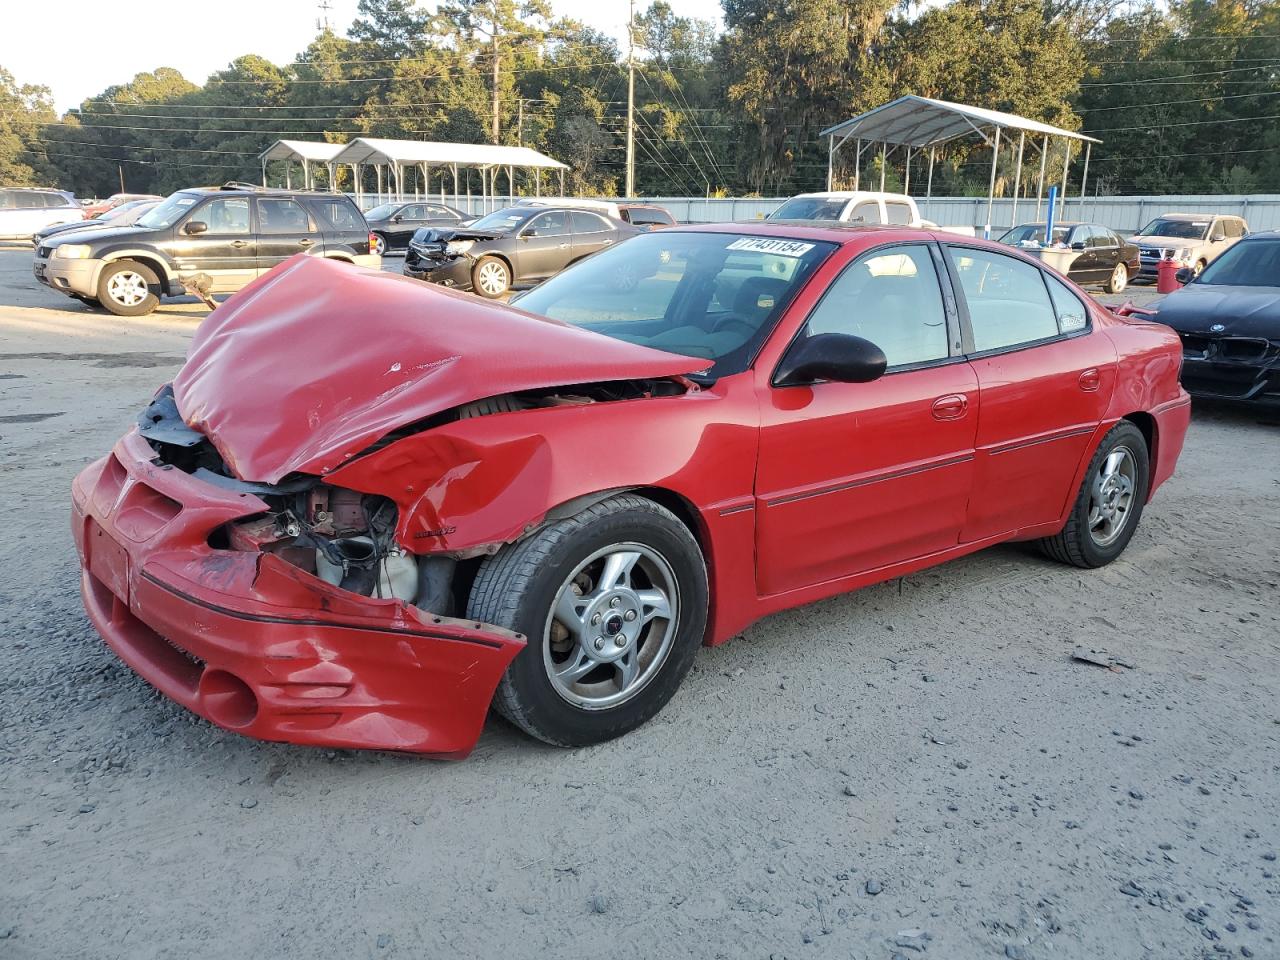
71,430,525,758
1177,332,1280,406
403,246,473,289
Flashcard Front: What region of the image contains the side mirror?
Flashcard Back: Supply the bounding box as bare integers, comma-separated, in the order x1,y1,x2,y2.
1175,267,1194,284
1211,232,1225,243
392,214,403,223
1070,240,1086,251
183,220,208,236
775,332,887,387
521,227,538,238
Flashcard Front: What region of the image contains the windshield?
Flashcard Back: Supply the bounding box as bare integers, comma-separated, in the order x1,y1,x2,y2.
364,203,398,220
137,192,201,229
513,231,836,378
468,207,535,232
1195,239,1280,287
1139,218,1209,241
769,197,848,221
999,224,1071,247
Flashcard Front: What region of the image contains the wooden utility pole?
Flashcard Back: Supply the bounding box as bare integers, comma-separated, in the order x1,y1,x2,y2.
491,1,500,144
625,0,636,197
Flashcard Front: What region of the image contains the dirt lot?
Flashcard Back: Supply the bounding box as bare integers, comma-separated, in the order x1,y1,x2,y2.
1,245,1277,960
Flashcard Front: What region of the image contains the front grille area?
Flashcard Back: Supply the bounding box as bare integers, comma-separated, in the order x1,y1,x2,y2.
36,245,50,259
1179,332,1277,365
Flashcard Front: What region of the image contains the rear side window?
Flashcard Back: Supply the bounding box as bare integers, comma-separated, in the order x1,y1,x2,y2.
425,205,459,219
17,193,45,209
257,198,314,234
627,208,674,226
884,202,913,226
41,192,69,208
1223,219,1244,239
847,201,880,224
948,247,1059,352
309,198,364,232
570,211,610,234
806,244,949,368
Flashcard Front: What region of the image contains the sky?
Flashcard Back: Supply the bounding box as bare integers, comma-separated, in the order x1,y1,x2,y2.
2,0,724,111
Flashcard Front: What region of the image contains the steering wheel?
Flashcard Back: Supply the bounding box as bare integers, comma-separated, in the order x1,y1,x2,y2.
710,313,756,338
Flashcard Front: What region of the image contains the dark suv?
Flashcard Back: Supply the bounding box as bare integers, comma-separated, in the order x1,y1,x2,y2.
33,184,378,316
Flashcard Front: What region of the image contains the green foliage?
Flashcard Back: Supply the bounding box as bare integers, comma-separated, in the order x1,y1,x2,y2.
10,0,1280,199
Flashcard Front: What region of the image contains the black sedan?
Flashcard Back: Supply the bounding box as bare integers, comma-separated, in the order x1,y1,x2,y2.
1135,232,1280,406
32,198,159,245
403,205,638,298
999,221,1139,294
364,200,468,255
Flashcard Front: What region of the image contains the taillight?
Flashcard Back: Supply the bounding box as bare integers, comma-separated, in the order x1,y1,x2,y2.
369,232,378,251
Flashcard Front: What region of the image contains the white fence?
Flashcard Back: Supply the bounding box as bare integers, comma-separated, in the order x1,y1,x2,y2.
352,192,1280,235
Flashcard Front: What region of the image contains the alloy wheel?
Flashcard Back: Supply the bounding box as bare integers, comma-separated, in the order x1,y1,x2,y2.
1111,263,1127,292
542,543,679,710
1087,446,1137,547
476,261,508,296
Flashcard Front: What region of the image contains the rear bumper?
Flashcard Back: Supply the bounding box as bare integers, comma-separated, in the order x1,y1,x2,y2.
1148,392,1192,498
71,430,524,758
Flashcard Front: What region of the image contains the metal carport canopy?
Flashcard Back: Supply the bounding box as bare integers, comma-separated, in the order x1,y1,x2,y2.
819,96,1099,148
330,138,567,170
820,96,1101,237
258,140,346,163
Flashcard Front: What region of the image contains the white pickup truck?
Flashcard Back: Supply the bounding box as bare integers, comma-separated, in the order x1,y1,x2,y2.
767,191,976,236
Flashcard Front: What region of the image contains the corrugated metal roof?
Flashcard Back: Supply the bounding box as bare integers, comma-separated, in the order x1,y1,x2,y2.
329,138,568,170
819,96,1099,146
258,140,346,162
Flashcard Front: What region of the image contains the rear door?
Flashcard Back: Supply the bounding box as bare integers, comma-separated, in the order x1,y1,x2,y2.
173,196,257,292
306,196,369,255
255,197,321,273
569,211,617,260
942,245,1116,542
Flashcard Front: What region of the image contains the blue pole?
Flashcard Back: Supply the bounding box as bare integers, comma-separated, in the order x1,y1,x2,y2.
1045,185,1058,245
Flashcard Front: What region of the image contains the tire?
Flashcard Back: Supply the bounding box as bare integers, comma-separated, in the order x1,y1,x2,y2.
1192,259,1206,278
468,494,708,747
1104,262,1128,294
471,256,511,299
97,261,160,317
1038,421,1150,569
371,233,388,257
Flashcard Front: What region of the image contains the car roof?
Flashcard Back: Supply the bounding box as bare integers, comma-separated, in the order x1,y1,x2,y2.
785,191,914,201
667,220,967,247
179,184,351,199
1155,212,1227,221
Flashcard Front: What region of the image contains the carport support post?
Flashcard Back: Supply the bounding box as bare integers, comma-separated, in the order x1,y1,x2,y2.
903,147,912,194
1060,141,1071,224
452,164,459,203
854,139,861,190
286,163,292,189
826,135,834,191
879,142,886,192
1011,131,1025,229
985,126,1001,240
260,158,267,187
559,169,565,197
1035,135,1048,219
1078,142,1092,217
926,147,935,199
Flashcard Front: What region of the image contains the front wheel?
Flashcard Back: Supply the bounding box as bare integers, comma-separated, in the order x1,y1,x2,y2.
1105,262,1128,294
1038,421,1150,568
97,261,160,317
468,495,708,746
471,256,511,298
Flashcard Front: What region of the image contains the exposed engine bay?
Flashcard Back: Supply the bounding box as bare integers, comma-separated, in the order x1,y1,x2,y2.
135,377,690,616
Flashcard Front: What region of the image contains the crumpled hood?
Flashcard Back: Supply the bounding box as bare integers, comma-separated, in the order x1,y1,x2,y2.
173,255,706,483
1153,284,1280,338
411,226,501,245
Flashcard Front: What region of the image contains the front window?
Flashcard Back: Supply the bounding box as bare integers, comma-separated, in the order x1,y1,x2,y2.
1139,218,1210,241
1196,239,1280,287
468,207,535,233
137,192,201,229
514,231,836,378
769,197,849,221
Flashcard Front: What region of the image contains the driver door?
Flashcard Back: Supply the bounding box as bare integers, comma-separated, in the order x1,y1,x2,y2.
171,196,257,292
754,242,978,596
515,211,572,281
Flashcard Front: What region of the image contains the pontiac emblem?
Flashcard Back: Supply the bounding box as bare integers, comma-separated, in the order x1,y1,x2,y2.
1209,323,1226,333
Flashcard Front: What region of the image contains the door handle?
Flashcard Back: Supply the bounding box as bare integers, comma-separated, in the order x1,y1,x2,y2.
230,240,248,249
298,238,314,247
931,394,968,420
557,242,569,249
601,239,613,246
1078,367,1101,392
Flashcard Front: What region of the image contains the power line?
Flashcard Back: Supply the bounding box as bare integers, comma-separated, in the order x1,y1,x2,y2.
1081,89,1280,112
1085,110,1280,133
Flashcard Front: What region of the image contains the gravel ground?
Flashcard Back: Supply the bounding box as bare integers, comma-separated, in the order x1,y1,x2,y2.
1,245,1277,960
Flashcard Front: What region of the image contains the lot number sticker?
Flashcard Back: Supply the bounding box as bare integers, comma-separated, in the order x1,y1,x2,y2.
726,237,816,257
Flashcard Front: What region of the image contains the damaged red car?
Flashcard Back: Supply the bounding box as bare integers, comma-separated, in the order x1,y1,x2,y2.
72,225,1191,757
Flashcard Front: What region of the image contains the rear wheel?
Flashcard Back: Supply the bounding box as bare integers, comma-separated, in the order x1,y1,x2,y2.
97,261,160,317
468,495,708,746
1039,421,1149,568
371,233,388,256
1105,262,1128,294
472,256,511,298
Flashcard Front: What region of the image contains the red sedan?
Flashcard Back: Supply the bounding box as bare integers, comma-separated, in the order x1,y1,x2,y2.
72,224,1190,757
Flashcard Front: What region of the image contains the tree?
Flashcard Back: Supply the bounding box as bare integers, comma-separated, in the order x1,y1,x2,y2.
348,0,432,59
0,67,55,185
